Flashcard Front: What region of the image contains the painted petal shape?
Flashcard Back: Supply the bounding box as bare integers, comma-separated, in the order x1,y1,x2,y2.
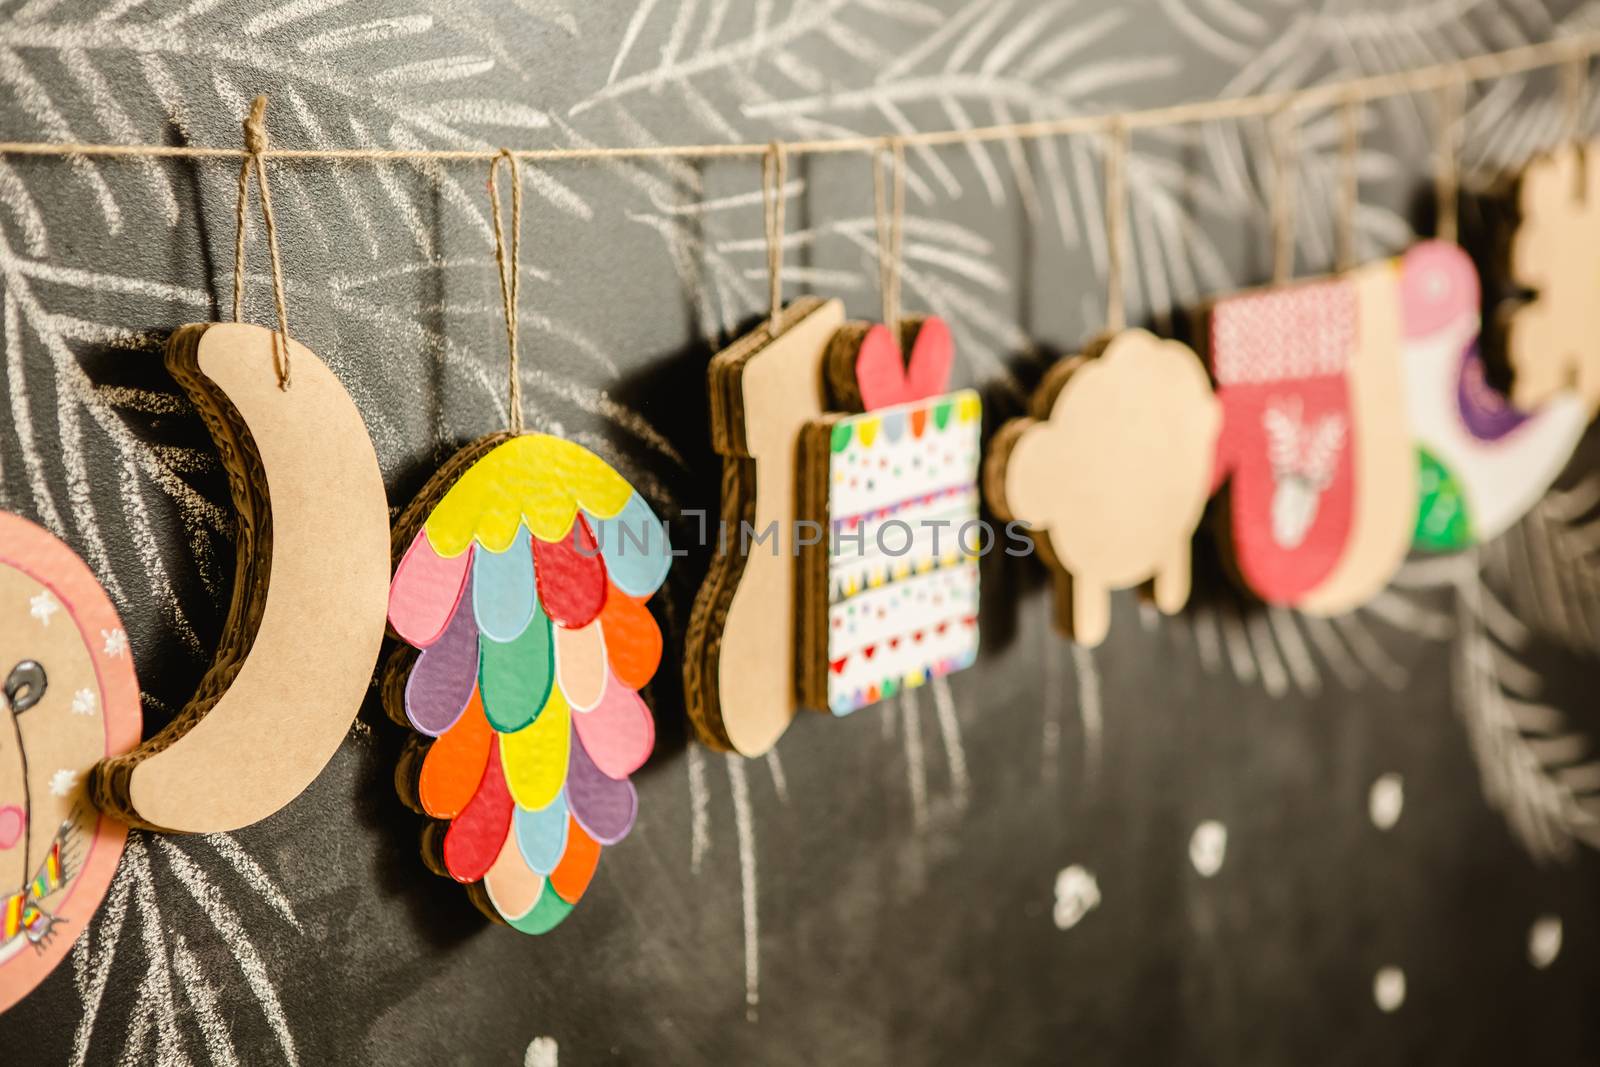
390,532,473,647
553,620,607,711
598,587,661,691
588,493,670,598
442,744,513,883
532,514,608,629
550,818,601,904
472,526,537,642
500,687,571,811
571,670,654,780
478,601,553,733
503,881,574,935
405,588,479,736
513,791,570,875
417,690,493,819
567,727,638,845
483,829,544,921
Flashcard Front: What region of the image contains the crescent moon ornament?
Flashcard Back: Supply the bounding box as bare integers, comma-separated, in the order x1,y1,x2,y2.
90,323,390,833
0,512,141,1013
384,433,670,933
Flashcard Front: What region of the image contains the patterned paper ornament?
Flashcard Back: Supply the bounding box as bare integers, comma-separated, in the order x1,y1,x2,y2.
0,512,140,1012
1207,277,1358,602
385,433,670,934
796,317,982,714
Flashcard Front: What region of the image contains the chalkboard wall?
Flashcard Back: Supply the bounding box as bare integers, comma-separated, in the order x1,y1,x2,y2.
5,1,1600,1063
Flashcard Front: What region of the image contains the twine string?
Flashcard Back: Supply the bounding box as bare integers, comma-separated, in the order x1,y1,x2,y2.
1562,54,1588,142
872,138,906,334
488,147,524,435
1102,118,1129,334
232,96,292,389
1270,107,1300,286
761,141,786,334
1434,79,1465,245
1337,94,1361,272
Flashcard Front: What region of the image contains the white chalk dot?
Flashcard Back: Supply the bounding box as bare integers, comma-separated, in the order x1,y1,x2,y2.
1053,865,1101,931
1369,773,1404,831
524,1037,558,1067
1529,915,1562,969
1373,966,1406,1012
1189,820,1227,878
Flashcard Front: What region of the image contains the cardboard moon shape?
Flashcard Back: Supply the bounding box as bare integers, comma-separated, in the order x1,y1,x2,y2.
0,511,141,1012
90,323,389,833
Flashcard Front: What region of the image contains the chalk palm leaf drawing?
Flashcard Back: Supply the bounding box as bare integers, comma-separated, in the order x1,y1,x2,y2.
0,0,1597,1059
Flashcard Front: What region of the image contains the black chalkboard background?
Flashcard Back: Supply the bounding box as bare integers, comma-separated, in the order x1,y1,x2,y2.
5,2,1600,1064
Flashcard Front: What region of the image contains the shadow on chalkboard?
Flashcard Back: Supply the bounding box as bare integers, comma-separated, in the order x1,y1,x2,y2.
609,326,722,769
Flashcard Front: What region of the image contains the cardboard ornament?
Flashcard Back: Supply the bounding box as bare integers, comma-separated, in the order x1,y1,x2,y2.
683,297,847,755
385,432,670,934
1400,240,1587,549
0,512,141,1012
1293,260,1414,616
796,316,981,714
985,328,1220,646
1204,260,1410,610
1504,139,1600,416
90,324,390,832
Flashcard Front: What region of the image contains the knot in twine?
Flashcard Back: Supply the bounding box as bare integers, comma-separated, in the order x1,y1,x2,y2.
233,95,293,389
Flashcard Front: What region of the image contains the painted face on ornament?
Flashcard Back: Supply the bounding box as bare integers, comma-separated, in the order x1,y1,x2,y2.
0,513,139,1011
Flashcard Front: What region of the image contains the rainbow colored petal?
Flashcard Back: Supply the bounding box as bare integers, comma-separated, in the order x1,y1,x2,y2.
392,433,670,935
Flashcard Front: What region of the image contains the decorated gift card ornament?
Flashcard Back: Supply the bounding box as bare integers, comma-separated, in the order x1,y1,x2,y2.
0,512,141,1012
91,99,390,833
1404,240,1586,549
796,316,982,713
986,329,1220,646
383,151,672,933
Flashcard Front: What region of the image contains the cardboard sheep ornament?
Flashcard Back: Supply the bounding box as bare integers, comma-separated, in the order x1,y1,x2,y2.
985,329,1219,646
796,316,982,713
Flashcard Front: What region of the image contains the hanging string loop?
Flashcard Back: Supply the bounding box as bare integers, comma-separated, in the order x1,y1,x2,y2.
232,95,293,390
872,137,906,334
1102,117,1129,334
1434,79,1465,245
488,147,524,435
761,141,787,335
1336,93,1361,272
1270,105,1300,287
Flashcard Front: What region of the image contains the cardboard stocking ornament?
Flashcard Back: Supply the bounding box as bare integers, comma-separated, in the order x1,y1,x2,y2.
796,317,982,713
0,514,141,1013
685,144,853,753
385,153,672,933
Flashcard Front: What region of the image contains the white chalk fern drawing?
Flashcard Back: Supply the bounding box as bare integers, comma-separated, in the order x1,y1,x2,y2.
0,0,1598,1061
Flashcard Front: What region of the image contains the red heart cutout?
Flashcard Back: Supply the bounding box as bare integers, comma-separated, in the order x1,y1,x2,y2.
854,317,955,411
